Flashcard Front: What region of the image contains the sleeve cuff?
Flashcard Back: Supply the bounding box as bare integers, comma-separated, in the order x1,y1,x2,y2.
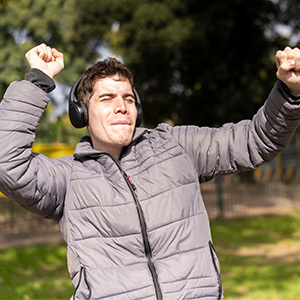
278,80,300,105
24,68,56,93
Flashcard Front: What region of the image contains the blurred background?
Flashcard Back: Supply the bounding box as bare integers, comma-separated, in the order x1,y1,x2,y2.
0,0,300,299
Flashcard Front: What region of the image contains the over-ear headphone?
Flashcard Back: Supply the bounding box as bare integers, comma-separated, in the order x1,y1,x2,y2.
68,75,143,128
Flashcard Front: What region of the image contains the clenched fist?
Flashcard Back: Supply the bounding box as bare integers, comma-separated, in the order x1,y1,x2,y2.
276,47,300,97
25,43,64,79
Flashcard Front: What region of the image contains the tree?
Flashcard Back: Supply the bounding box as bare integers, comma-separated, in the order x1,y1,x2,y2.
105,0,292,127
0,0,101,95
0,0,299,133
0,0,8,8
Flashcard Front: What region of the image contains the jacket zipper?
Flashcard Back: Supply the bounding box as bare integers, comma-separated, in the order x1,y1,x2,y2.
107,154,163,300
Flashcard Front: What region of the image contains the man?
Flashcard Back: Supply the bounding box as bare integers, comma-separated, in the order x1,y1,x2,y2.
0,43,299,300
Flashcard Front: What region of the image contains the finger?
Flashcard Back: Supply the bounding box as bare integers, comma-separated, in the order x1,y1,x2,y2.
275,50,285,69
293,48,300,71
281,47,300,72
38,45,53,62
25,44,43,58
275,47,300,71
284,46,294,61
45,46,52,62
283,47,300,70
35,43,53,62
35,44,47,60
25,44,45,65
279,61,295,73
276,47,295,66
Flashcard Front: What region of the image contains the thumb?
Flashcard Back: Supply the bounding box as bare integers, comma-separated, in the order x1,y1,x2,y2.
277,60,296,80
280,60,296,72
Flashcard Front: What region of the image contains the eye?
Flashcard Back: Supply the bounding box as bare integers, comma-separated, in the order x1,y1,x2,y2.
124,97,135,104
98,93,115,103
100,97,113,103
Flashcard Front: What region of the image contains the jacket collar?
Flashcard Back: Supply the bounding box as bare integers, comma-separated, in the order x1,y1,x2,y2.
73,127,148,159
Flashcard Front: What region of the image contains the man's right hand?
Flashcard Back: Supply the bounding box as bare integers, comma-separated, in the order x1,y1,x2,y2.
25,43,64,79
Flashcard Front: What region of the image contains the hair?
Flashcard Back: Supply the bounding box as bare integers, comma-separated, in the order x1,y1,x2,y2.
76,57,134,105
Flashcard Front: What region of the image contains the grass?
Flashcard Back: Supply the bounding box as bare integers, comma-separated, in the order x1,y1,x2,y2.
0,243,72,300
1,211,300,299
212,211,300,300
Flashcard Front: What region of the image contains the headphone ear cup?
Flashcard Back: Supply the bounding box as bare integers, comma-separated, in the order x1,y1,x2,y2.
69,102,88,128
68,74,86,128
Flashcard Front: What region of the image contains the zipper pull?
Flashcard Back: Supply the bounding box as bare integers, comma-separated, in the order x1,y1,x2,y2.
126,175,137,191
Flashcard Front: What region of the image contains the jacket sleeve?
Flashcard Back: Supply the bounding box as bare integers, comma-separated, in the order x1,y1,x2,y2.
0,80,73,220
169,81,300,183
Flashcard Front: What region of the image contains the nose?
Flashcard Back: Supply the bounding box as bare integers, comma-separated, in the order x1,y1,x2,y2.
114,97,127,114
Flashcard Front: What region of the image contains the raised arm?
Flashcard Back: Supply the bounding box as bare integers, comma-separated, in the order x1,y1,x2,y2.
0,44,71,220
170,47,300,182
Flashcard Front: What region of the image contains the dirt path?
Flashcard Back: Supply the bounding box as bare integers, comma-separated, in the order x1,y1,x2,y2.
0,231,63,249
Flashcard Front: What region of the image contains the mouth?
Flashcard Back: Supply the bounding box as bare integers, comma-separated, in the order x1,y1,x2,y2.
111,120,131,126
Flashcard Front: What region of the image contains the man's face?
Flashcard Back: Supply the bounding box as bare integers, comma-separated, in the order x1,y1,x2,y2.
87,75,138,158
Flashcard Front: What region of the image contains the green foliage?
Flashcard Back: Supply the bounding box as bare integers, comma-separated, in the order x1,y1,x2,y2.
35,107,88,144
0,243,72,299
0,0,299,140
110,0,287,126
0,0,8,9
0,0,100,94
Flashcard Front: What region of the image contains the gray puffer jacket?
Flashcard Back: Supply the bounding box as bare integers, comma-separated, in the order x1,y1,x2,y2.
0,78,299,300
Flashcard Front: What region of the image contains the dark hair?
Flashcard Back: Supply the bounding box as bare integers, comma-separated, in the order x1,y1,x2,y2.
76,57,134,105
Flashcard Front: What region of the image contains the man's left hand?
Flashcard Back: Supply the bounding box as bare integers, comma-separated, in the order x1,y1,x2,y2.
276,47,300,97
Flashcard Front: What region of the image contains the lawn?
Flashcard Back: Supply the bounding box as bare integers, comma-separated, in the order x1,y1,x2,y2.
212,211,300,300
0,243,72,299
1,211,300,299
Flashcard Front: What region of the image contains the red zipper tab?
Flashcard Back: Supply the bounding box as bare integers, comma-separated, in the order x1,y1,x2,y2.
127,175,136,190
